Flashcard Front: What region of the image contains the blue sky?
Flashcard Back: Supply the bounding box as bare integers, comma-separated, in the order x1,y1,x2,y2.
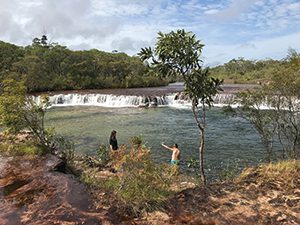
1,0,300,66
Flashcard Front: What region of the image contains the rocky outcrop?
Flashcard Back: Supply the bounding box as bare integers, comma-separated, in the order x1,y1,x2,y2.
0,154,113,225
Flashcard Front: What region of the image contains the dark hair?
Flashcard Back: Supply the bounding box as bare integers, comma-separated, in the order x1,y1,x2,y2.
110,130,117,140
174,143,178,148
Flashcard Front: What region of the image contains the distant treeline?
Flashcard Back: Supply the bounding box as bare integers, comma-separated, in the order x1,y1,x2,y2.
1,36,299,92
0,36,169,93
210,48,300,84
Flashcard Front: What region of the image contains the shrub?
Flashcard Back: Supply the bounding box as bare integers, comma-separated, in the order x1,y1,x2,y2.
81,138,173,216
130,135,142,149
116,148,171,213
0,79,53,153
15,143,46,155
97,144,111,166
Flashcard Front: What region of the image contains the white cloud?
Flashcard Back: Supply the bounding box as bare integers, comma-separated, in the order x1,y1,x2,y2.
212,0,259,21
91,1,149,16
204,9,220,15
204,31,300,65
0,0,300,65
243,0,300,33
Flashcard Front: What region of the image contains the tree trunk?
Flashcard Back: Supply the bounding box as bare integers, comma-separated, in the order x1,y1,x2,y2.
192,103,206,185
199,127,206,184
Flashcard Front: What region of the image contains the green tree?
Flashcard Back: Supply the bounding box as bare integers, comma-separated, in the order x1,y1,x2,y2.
238,54,300,159
0,41,24,74
0,79,52,150
0,79,27,132
0,37,169,92
139,29,222,184
238,89,277,161
286,48,300,70
32,35,52,48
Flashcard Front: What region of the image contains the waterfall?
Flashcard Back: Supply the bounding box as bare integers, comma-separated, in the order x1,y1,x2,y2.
165,93,238,108
32,94,169,108
32,92,239,108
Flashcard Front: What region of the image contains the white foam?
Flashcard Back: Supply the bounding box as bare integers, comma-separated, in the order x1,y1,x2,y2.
32,92,296,110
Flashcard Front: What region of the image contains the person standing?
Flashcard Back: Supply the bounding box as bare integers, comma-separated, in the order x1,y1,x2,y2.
109,130,118,151
161,143,181,165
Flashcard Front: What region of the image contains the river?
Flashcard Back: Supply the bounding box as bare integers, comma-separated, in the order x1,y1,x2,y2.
44,83,269,179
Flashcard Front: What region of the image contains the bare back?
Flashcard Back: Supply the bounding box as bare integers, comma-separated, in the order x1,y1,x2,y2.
172,147,180,160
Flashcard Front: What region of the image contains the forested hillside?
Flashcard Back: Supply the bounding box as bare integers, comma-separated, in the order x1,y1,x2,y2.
0,36,168,93
210,48,300,84
1,36,299,92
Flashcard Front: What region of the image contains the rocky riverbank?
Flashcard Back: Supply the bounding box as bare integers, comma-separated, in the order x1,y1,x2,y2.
0,154,114,225
1,153,299,225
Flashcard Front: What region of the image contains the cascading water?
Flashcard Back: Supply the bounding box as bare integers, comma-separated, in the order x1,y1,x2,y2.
32,93,239,108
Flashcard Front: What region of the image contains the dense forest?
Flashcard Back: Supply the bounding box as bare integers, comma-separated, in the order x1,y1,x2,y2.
1,36,299,93
0,36,169,93
210,48,300,84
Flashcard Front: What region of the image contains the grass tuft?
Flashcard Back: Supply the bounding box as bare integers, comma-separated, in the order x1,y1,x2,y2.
237,160,300,189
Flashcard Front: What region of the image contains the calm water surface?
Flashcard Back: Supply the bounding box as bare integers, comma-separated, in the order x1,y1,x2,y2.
46,106,266,178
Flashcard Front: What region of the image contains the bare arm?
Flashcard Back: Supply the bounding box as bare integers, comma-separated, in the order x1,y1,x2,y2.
161,143,173,151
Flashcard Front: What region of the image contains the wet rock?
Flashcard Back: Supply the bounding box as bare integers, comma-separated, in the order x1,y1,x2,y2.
84,95,89,103
145,96,150,104
56,96,64,104
45,154,66,172
150,97,158,107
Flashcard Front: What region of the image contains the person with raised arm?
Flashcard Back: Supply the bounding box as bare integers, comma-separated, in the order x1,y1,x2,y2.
161,143,181,166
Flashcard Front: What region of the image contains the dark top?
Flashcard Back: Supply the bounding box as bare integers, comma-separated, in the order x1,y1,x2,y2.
109,137,118,150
